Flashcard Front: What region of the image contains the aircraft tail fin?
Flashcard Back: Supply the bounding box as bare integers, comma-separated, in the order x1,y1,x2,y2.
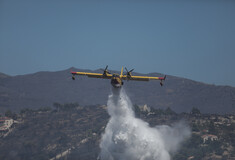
120,67,123,77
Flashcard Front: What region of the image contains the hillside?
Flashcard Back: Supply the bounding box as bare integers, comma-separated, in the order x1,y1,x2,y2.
0,73,10,79
0,104,235,160
0,68,235,114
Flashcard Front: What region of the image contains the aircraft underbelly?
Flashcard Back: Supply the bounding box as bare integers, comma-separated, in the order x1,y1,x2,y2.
111,78,122,88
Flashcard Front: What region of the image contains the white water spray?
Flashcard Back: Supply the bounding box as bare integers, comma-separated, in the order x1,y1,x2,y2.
99,89,191,160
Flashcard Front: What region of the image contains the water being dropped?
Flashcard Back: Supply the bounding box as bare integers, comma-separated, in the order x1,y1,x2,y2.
99,88,190,160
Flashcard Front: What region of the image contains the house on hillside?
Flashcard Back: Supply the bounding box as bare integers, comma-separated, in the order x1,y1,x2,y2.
139,104,151,113
0,117,13,131
201,134,218,143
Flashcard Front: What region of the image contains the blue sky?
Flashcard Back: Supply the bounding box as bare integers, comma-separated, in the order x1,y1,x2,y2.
0,0,235,86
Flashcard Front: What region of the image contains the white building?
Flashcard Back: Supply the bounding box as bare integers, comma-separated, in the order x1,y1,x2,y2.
0,117,14,131
201,134,218,143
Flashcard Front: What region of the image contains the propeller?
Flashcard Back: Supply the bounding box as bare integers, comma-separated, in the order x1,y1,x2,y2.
125,67,134,77
101,65,111,75
125,67,134,81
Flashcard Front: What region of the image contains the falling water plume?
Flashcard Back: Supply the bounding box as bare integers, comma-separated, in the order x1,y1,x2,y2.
99,88,191,160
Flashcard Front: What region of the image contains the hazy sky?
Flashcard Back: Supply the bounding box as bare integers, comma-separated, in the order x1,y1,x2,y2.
0,0,235,86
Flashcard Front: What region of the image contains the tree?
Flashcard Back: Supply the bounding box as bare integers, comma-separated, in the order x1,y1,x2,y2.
53,102,62,111
5,109,17,119
133,104,141,117
165,107,176,115
191,107,201,115
37,106,52,112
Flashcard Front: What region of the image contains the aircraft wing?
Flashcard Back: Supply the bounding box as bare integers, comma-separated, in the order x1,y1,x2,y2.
71,71,112,79
122,75,166,81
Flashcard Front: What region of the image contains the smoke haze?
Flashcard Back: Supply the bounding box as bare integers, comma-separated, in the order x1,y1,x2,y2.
99,89,191,160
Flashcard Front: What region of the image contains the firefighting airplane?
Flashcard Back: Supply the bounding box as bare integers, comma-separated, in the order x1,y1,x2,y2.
71,66,166,88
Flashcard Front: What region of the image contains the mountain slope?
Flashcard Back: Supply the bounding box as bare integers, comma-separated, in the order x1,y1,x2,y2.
0,68,234,114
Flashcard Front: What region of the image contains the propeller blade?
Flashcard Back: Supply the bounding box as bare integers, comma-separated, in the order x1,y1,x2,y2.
125,67,128,73
102,65,111,75
125,67,134,74
105,65,108,71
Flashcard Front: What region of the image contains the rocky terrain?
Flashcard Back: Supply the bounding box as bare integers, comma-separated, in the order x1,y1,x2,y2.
0,104,235,160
